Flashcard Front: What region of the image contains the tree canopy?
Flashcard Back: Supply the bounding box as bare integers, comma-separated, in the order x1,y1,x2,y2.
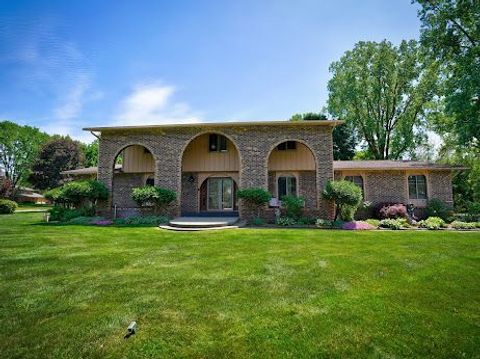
415,0,480,149
0,121,50,192
82,139,99,168
289,112,356,160
327,40,439,160
29,137,84,190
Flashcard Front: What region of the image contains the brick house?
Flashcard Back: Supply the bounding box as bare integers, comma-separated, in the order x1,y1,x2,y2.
65,120,460,219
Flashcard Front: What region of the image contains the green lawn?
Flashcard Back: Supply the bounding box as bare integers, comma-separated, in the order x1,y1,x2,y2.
1,213,479,358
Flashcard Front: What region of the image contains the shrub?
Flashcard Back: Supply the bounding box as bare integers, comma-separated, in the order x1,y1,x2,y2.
250,217,264,226
281,195,304,220
464,201,480,222
322,180,363,221
131,186,176,215
92,219,113,226
450,221,477,230
297,216,316,225
45,180,108,208
0,199,18,214
237,188,272,218
342,221,375,230
379,218,404,230
49,206,94,222
114,215,169,226
377,203,408,219
276,217,296,226
316,219,334,228
365,219,380,227
426,198,451,221
418,216,446,230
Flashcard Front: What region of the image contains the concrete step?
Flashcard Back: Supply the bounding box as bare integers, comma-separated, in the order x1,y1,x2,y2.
168,216,239,229
158,224,242,231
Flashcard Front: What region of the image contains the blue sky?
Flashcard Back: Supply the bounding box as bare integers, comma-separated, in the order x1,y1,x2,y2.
0,0,421,143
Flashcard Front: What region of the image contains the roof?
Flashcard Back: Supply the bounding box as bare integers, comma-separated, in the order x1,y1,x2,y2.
62,161,465,177
84,120,344,132
61,165,122,176
333,160,467,171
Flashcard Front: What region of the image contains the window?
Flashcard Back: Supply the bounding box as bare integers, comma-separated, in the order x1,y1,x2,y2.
278,175,297,199
345,175,364,195
277,141,296,150
209,134,227,152
146,176,155,186
408,175,427,199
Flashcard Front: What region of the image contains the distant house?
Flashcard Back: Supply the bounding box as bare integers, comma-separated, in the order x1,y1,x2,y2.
63,120,462,219
15,187,47,204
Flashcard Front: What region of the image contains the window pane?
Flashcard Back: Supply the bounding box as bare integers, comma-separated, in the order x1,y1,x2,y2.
219,135,227,151
209,134,218,152
287,176,297,196
278,177,287,198
417,175,427,199
408,176,417,199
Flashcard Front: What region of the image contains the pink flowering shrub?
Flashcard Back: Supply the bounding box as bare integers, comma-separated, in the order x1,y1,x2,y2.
342,221,375,230
377,203,407,219
93,219,113,226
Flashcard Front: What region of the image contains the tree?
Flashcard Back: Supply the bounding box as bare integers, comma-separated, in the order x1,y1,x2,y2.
29,137,84,190
322,180,363,221
0,121,50,194
415,0,480,149
289,113,356,160
82,139,99,168
327,40,439,159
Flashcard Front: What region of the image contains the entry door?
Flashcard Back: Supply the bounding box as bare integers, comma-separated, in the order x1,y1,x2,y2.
207,178,234,211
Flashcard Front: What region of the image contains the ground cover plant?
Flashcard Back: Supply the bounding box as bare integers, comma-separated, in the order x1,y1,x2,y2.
0,212,479,358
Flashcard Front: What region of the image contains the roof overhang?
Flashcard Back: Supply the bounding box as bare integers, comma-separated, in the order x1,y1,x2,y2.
84,120,344,132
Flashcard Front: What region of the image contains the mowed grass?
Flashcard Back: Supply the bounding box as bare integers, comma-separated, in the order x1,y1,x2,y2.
0,213,479,358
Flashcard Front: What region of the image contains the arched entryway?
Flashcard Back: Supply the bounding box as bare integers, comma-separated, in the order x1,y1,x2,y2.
267,140,317,209
111,144,156,214
181,132,240,214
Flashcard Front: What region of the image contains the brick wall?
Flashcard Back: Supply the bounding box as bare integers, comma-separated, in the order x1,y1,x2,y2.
96,124,337,219
428,171,454,207
181,172,198,213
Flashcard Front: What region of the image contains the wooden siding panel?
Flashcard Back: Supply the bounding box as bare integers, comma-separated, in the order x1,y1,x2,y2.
182,135,240,172
122,145,155,173
268,143,315,171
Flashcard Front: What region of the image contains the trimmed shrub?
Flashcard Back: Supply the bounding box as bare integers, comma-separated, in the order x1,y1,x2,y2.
0,199,18,214
426,198,451,221
276,217,296,226
114,215,169,226
379,218,404,230
365,218,380,228
450,221,477,230
131,186,176,215
237,188,272,218
418,216,446,230
342,221,375,230
250,217,264,226
281,195,305,220
322,180,363,221
377,203,407,219
45,180,108,208
49,206,94,222
297,216,316,225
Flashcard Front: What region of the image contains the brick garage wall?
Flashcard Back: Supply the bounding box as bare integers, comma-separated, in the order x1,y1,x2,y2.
428,171,454,207
181,172,198,213
97,124,335,220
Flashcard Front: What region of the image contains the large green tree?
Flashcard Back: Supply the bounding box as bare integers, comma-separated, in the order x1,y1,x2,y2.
327,40,440,159
29,137,84,190
82,139,99,168
415,0,480,149
290,113,356,160
0,121,49,193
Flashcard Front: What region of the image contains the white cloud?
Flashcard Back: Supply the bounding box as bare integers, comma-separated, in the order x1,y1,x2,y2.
54,74,90,120
114,83,202,126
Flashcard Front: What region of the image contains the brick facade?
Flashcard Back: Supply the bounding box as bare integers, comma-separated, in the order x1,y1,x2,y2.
96,123,335,219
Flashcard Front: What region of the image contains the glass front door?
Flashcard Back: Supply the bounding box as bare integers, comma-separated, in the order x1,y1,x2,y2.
207,177,234,211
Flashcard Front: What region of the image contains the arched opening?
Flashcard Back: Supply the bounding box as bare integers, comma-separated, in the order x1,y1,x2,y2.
181,133,240,214
267,140,317,209
111,144,155,213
